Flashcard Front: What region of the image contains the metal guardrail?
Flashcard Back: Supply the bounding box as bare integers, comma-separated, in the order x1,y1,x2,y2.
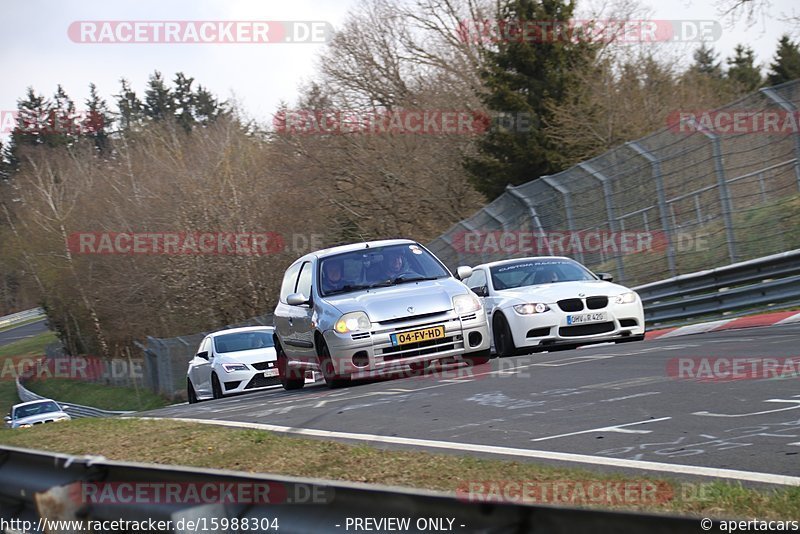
15,378,133,418
0,307,44,329
634,248,800,326
0,445,708,533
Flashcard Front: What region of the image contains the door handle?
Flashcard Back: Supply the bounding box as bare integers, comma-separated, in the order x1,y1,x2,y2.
288,318,293,326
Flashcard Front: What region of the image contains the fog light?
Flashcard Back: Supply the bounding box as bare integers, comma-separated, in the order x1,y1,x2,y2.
352,351,370,368
468,332,483,347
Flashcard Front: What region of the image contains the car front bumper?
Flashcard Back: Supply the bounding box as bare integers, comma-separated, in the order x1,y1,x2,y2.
501,300,645,349
218,360,282,395
317,309,491,378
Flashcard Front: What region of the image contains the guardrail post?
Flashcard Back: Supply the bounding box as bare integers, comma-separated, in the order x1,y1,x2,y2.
540,176,584,264
760,87,800,191
505,185,553,256
686,118,738,264
627,142,677,277
578,163,626,282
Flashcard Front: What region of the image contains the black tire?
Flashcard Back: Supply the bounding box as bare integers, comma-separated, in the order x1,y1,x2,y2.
187,379,199,404
276,341,305,390
493,314,517,357
319,340,351,389
211,373,224,399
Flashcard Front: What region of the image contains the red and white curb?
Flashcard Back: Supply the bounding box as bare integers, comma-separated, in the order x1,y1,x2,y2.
646,310,800,340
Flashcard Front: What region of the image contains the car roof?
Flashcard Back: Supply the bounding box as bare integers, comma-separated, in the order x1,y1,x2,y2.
12,399,58,409
472,256,576,270
292,238,419,263
209,325,274,337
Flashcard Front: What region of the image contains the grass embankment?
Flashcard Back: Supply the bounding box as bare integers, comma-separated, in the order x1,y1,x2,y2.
0,331,169,415
0,418,796,520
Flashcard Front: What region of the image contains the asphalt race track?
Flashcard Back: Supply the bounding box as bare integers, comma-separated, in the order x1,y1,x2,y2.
0,319,49,348
139,323,800,484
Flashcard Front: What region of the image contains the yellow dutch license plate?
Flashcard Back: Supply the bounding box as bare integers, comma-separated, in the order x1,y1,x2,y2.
391,325,445,346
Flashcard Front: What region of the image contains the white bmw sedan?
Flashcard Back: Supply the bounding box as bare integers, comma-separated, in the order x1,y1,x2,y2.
187,326,282,403
462,257,645,356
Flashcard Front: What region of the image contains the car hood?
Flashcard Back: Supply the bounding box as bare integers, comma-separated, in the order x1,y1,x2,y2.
217,347,277,364
13,411,69,426
323,278,467,323
496,280,632,304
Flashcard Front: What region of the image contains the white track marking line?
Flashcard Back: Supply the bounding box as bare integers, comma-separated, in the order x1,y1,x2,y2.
693,398,800,418
133,416,800,486
530,417,671,442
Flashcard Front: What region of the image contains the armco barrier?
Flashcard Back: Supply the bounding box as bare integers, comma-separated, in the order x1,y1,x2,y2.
15,378,133,418
0,307,44,329
0,445,709,533
633,248,800,326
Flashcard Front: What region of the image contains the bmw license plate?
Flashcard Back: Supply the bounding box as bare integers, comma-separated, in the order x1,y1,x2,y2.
567,312,607,325
391,325,446,346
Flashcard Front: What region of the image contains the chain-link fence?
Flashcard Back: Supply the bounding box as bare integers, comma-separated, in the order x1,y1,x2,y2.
428,80,800,286
136,313,274,400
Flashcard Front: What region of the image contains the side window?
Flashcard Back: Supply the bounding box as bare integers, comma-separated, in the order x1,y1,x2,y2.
199,337,211,353
296,261,313,298
467,269,487,290
279,262,303,303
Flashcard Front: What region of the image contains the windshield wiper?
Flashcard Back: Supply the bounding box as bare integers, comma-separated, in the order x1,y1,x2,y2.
391,274,440,285
324,283,370,296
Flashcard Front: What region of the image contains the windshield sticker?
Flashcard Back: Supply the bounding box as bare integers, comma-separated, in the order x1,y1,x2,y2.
409,245,423,255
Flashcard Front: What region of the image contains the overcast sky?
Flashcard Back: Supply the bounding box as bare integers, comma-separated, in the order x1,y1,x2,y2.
1,0,797,139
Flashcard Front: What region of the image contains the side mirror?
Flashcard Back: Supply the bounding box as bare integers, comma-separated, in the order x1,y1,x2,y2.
60,405,70,411
287,293,310,306
597,272,614,282
196,351,209,361
3,416,10,422
471,285,488,297
456,266,473,281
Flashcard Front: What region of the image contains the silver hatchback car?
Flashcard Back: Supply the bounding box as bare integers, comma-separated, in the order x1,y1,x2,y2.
273,239,491,389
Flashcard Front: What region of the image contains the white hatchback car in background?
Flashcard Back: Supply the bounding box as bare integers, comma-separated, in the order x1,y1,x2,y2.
187,326,284,402
463,257,645,356
5,399,71,428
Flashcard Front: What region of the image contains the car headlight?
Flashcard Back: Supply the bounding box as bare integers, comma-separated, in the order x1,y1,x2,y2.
335,311,371,334
18,424,32,429
614,292,638,304
453,293,481,315
222,362,249,373
513,303,550,314
54,416,70,422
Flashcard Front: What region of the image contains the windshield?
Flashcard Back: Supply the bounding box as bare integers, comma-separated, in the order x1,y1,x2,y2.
318,243,450,297
213,330,275,353
490,259,597,290
13,401,61,419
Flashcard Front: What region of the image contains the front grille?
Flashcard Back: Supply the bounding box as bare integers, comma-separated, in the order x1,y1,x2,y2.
378,311,449,325
461,313,478,321
351,332,370,340
557,299,584,312
381,336,460,361
251,361,275,371
245,375,281,389
559,322,615,337
586,296,608,309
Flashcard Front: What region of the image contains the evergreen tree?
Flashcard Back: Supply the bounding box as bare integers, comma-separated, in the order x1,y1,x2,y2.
767,35,800,86
726,44,762,92
464,0,595,200
115,78,143,131
143,71,173,121
193,85,224,125
50,84,79,148
172,72,196,132
691,43,723,78
84,83,113,153
6,88,52,172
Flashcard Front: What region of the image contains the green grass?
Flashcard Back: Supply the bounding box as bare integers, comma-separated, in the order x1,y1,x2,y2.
0,418,796,519
24,378,169,412
0,331,58,359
